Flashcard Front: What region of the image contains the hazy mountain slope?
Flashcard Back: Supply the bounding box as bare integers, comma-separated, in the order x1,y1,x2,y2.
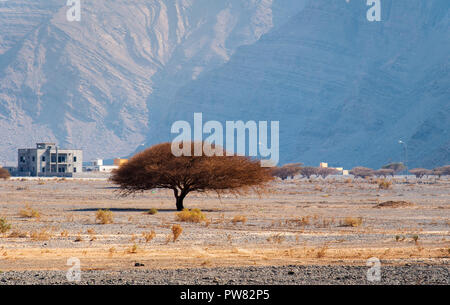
150,0,449,169
0,0,306,162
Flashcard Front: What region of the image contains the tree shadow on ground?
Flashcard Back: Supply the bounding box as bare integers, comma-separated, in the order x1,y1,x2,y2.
69,208,224,213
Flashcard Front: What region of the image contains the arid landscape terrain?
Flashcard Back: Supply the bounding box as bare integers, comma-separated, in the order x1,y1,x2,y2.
0,176,448,284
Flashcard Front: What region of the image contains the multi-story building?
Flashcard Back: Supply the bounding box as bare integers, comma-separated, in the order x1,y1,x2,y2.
17,143,82,177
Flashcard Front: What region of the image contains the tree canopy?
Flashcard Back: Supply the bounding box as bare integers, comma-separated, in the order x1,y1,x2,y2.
111,142,274,210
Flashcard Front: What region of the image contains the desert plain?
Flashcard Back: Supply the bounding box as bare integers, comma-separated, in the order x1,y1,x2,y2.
0,176,448,284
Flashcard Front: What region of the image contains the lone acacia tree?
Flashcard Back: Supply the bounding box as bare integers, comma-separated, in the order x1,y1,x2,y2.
111,142,274,211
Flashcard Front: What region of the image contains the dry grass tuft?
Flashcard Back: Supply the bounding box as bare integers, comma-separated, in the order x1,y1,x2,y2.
340,217,363,227
142,230,156,243
60,230,69,237
267,233,285,244
30,228,52,241
171,224,183,242
316,244,328,258
8,231,27,238
19,206,41,219
175,209,206,223
231,215,247,225
95,209,113,224
127,244,138,254
0,217,11,233
377,179,392,190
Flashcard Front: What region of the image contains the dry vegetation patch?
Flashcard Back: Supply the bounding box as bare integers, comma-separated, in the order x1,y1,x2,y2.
375,201,414,208
95,209,114,224
19,206,41,219
175,209,206,223
340,217,363,227
0,217,11,233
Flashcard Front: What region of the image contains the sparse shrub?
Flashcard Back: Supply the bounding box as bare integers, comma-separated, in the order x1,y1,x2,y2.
0,168,10,180
381,162,406,174
30,229,52,241
142,230,156,243
175,208,206,223
412,235,419,244
8,231,27,238
19,206,41,219
431,165,450,178
231,215,247,225
267,233,285,244
409,168,432,179
147,208,158,215
374,169,395,177
272,163,303,180
299,167,319,179
340,217,363,227
0,217,11,233
316,245,328,258
350,167,374,179
171,224,183,242
128,244,138,254
377,179,392,190
317,167,339,178
60,230,69,237
74,233,83,242
95,209,113,224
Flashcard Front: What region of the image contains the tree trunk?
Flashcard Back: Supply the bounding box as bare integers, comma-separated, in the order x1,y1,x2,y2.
174,188,188,211
176,196,184,211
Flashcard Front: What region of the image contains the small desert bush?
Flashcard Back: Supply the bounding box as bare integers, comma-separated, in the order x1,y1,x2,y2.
30,228,52,241
147,208,158,215
19,206,41,219
340,217,363,227
60,230,69,237
0,217,11,233
171,224,183,242
267,233,285,244
316,244,328,258
95,209,113,224
142,230,156,243
128,244,138,254
231,215,247,225
377,179,392,190
8,231,27,238
175,209,206,223
0,168,10,180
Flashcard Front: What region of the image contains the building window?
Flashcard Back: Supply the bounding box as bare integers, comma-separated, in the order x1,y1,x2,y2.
42,156,46,162
42,167,46,173
51,154,56,162
74,156,77,162
74,168,77,173
32,156,35,162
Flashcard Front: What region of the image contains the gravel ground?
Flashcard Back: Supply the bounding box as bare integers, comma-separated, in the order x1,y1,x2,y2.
0,264,448,285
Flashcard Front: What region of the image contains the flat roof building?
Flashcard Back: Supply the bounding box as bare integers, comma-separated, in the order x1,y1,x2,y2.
17,143,82,177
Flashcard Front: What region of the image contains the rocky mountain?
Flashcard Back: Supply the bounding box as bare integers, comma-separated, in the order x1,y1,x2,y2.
148,0,449,169
0,0,448,169
0,0,306,162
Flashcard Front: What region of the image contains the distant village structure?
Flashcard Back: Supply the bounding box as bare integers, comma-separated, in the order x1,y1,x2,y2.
17,143,82,177
7,143,129,177
83,158,128,173
319,161,349,176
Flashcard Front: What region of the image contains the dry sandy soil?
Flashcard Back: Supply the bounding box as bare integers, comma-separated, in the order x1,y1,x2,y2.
0,176,448,283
